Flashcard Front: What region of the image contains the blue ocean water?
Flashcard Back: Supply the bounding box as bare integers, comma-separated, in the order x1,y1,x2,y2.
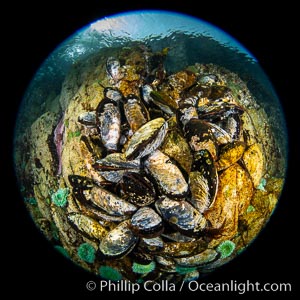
15,10,287,167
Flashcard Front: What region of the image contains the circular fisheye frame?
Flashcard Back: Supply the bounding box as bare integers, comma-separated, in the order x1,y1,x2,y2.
14,10,287,283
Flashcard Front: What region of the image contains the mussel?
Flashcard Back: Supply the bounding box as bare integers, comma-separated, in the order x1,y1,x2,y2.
130,207,163,237
99,220,138,257
144,150,188,198
125,118,168,160
155,196,207,237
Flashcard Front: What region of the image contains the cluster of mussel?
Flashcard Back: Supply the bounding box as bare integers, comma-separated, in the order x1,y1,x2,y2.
66,55,260,277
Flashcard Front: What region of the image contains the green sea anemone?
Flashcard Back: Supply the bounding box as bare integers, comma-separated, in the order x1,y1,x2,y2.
54,245,69,258
77,243,96,263
216,240,236,258
51,188,69,207
246,205,255,213
257,178,267,191
175,265,197,275
99,266,122,281
132,261,156,274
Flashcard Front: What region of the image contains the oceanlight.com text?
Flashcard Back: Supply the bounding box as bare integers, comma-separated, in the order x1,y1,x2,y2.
86,279,292,294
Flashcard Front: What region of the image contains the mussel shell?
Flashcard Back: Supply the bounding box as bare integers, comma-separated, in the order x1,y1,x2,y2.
99,220,138,257
161,238,208,257
141,84,154,104
78,111,97,127
130,250,154,264
242,143,264,187
121,172,156,206
184,118,218,160
198,101,244,122
216,141,246,171
202,84,231,101
96,98,121,151
89,186,137,216
67,213,108,241
144,150,188,198
123,94,150,132
178,95,199,108
198,74,219,86
155,256,176,272
106,56,124,83
72,188,128,223
140,237,164,253
177,105,198,127
161,119,193,174
155,196,207,237
189,149,218,213
130,207,163,238
174,249,218,267
150,90,178,115
208,122,232,145
104,87,123,102
161,232,195,242
218,113,243,141
125,117,168,160
68,175,94,190
93,152,140,183
204,163,253,239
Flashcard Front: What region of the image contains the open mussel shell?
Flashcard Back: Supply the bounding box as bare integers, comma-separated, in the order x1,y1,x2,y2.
155,196,207,237
208,122,232,145
99,220,138,258
125,117,168,160
130,207,163,238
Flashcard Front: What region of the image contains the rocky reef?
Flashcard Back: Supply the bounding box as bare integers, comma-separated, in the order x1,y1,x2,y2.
14,44,285,283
